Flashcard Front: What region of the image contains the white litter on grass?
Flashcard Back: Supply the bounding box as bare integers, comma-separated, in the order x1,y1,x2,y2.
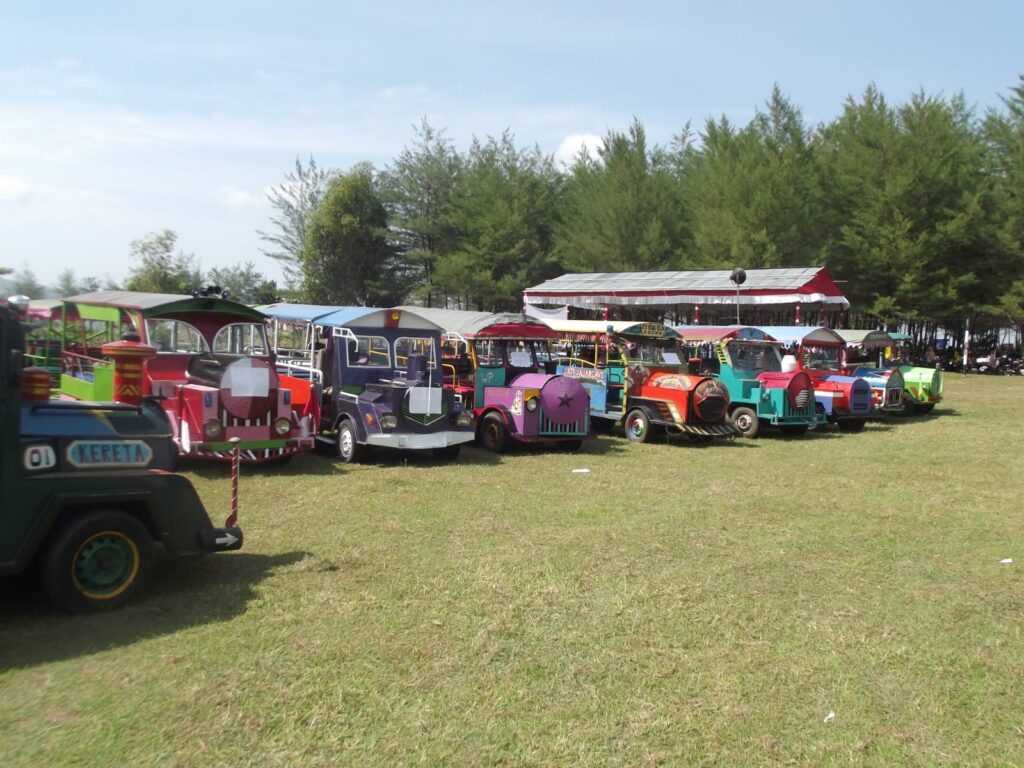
823,711,836,724
572,468,591,474
1000,558,1013,565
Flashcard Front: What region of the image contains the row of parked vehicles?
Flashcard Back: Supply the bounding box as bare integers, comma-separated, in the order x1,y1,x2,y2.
4,290,945,612
23,290,944,462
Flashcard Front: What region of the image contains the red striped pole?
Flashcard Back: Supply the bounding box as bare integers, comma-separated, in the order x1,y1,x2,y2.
226,436,240,528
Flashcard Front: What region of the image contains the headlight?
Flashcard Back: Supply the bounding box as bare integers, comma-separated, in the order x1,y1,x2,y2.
203,419,223,439
456,412,472,427
525,396,539,412
380,414,398,429
273,417,291,436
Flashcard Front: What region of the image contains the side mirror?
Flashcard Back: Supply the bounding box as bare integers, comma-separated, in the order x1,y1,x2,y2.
6,295,30,313
9,349,24,386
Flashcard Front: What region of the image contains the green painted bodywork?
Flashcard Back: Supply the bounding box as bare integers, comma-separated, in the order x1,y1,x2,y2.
705,342,822,428
59,363,115,401
476,366,507,395
898,365,944,404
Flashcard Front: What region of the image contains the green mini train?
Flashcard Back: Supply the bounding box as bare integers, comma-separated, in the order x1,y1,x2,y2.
1,297,242,612
839,329,943,415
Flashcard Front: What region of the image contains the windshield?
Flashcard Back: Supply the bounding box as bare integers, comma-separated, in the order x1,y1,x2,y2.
803,344,841,370
474,339,548,368
845,346,883,366
395,336,437,370
347,335,391,368
510,340,550,367
213,323,270,356
623,340,669,365
145,319,209,354
727,341,783,373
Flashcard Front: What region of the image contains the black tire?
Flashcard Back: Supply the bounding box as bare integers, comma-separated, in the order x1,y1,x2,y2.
779,424,808,437
337,419,362,463
624,409,651,443
432,445,462,461
40,510,154,612
838,418,866,432
558,438,584,452
809,403,827,430
478,413,509,453
916,403,935,415
730,406,760,438
898,391,917,416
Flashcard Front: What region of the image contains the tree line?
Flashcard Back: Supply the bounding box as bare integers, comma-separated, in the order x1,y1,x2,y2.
8,77,1023,341
5,230,281,305
260,78,1024,339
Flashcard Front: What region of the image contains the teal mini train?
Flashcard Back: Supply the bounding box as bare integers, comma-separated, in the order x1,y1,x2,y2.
676,326,825,438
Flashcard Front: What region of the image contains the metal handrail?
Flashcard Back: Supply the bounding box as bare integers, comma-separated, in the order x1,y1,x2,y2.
276,357,322,384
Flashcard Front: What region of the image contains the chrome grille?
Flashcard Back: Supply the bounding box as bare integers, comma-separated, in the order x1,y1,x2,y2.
222,408,273,428
539,416,585,435
850,381,872,414
696,395,726,422
794,389,810,409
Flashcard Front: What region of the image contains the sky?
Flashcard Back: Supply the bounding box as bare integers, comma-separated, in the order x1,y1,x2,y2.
1,0,1021,290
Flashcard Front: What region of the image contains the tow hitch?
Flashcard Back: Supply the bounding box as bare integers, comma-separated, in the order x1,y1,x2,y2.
199,436,244,552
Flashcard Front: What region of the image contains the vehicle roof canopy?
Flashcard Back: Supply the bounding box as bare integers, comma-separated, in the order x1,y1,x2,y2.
674,325,772,342
66,290,265,322
258,303,364,324
393,306,556,340
260,303,442,331
27,298,64,320
835,329,894,348
756,326,845,345
542,318,681,340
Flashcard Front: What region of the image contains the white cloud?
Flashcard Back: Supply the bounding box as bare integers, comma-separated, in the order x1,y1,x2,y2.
555,133,604,168
0,175,31,204
216,184,263,209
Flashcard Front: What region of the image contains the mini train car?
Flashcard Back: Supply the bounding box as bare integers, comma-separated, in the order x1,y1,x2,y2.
676,325,825,438
756,326,893,432
56,291,316,463
262,304,474,462
1,297,241,612
840,329,943,415
393,307,593,452
543,319,739,443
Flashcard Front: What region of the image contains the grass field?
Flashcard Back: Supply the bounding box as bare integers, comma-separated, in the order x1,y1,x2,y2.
2,375,1023,766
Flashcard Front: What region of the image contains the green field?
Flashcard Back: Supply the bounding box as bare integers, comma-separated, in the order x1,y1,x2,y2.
2,375,1023,766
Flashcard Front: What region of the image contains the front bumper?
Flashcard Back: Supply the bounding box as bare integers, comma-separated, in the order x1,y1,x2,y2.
366,430,475,450
763,409,823,427
677,421,741,437
197,526,244,552
186,436,315,463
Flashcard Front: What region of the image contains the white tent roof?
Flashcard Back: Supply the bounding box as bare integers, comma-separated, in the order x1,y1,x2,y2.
523,267,849,310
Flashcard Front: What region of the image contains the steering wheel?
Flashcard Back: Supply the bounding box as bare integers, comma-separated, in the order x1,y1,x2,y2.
186,355,226,386
627,364,650,388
